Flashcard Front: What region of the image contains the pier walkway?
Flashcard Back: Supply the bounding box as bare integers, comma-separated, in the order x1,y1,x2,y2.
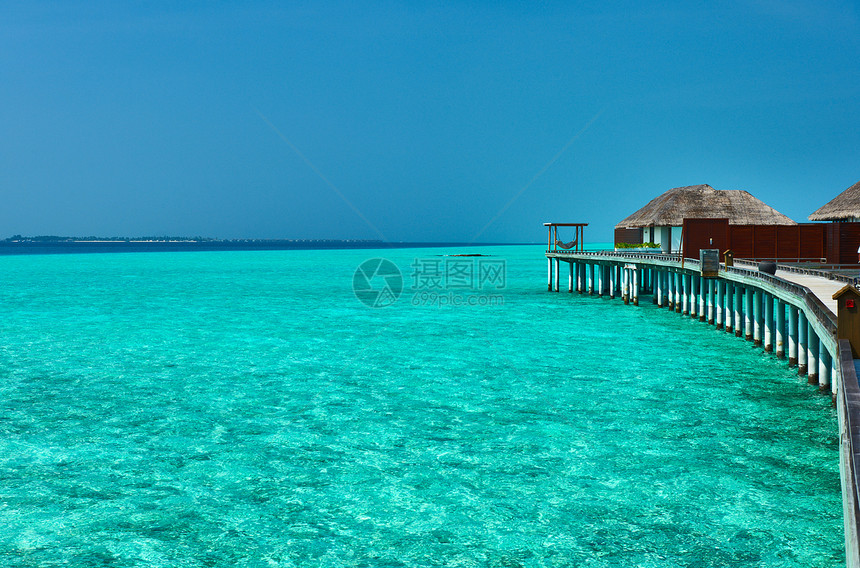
775,269,841,315
733,257,850,317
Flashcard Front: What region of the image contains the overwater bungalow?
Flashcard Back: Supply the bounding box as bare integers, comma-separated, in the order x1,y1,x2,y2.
615,184,796,254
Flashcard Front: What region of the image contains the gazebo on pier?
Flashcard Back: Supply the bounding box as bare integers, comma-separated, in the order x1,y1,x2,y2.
544,223,587,252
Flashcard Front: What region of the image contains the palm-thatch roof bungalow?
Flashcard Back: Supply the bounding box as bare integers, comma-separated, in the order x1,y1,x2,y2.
616,184,796,253
809,180,860,221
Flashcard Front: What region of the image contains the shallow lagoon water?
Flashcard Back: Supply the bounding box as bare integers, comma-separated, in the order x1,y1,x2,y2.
0,245,843,566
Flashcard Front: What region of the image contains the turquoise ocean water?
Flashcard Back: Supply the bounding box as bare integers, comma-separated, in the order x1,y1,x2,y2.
0,245,843,567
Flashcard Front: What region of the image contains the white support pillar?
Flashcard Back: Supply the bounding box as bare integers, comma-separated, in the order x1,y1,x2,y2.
547,257,553,291
820,347,832,392
716,280,724,329
673,272,679,312
596,265,602,296
690,275,698,319
763,293,773,353
734,285,744,338
568,262,573,293
609,265,616,299
622,267,629,304
707,279,715,324
745,287,754,341
724,282,733,333
666,270,672,308
788,305,798,366
669,272,676,310
682,274,690,315
753,289,763,346
698,275,705,319
656,270,664,307
632,268,639,306
807,325,820,386
831,354,838,399
584,263,589,294
798,310,808,375
597,265,604,296
665,271,671,308
775,299,785,359
589,263,596,295
669,272,676,311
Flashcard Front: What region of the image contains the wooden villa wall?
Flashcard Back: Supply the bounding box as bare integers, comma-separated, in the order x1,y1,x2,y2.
826,222,860,264
614,227,642,246
682,218,729,259
682,219,828,261
729,224,824,260
799,224,827,260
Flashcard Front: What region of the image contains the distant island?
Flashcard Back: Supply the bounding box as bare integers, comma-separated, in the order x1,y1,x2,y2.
3,235,383,244
0,236,512,256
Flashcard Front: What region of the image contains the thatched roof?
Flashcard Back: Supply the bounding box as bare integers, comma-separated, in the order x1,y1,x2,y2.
808,180,860,221
615,184,797,228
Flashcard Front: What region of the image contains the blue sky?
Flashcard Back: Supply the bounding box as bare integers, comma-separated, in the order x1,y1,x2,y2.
2,1,859,242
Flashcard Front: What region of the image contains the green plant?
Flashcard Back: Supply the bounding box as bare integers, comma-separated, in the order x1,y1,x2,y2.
615,242,660,249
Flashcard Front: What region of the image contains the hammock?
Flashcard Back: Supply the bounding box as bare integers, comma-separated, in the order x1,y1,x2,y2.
555,238,578,250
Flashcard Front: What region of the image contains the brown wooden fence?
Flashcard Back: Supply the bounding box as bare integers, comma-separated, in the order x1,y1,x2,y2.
682,219,828,261
826,222,860,264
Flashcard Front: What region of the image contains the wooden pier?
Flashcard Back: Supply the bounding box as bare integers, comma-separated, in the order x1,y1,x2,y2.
544,226,860,567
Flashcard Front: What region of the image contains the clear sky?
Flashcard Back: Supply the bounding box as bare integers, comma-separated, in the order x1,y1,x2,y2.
2,1,859,243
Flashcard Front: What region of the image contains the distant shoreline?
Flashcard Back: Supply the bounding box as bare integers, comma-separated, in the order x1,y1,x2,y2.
0,240,539,256
3,236,384,244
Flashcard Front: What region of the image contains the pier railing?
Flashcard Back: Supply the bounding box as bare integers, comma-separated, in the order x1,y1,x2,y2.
549,252,836,327
723,264,838,333
733,258,860,287
839,339,860,568
549,250,844,331
550,249,860,286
